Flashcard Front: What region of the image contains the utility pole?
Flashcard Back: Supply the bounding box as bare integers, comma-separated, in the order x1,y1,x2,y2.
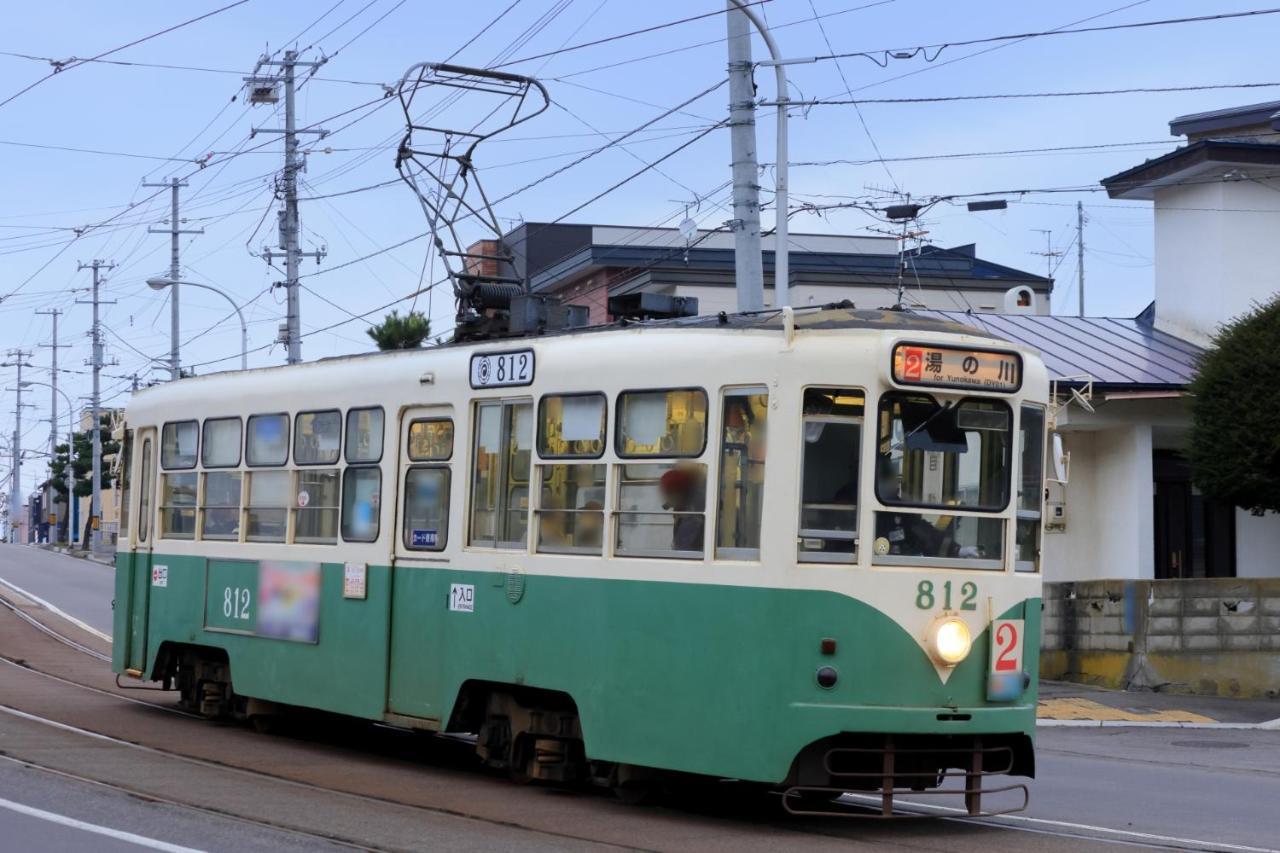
2,349,33,543
1030,229,1063,281
725,2,765,312
143,178,203,379
1076,200,1086,317
35,309,64,542
248,50,328,364
76,260,116,553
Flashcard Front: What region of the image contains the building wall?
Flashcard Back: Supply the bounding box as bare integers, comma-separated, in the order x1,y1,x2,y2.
1042,424,1154,582
1154,178,1280,343
1041,578,1280,698
1237,509,1280,579
666,283,1047,317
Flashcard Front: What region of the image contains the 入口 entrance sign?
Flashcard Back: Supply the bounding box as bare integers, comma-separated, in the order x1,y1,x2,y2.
893,342,1021,392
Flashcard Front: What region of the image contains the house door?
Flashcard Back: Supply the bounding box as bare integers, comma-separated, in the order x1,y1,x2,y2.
386,406,454,722
124,429,157,674
1153,451,1235,579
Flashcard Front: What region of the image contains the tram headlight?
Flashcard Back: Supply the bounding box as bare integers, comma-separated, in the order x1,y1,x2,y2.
928,617,972,667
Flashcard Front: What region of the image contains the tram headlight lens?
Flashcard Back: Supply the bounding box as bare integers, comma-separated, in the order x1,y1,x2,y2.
930,618,972,666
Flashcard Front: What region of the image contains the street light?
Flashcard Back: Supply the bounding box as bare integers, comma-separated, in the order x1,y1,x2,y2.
146,277,248,372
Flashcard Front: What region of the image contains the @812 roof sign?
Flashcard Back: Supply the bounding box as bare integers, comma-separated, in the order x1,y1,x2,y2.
470,348,535,389
892,342,1021,392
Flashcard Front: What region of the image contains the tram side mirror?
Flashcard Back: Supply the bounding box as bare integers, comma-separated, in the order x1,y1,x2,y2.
1051,433,1069,484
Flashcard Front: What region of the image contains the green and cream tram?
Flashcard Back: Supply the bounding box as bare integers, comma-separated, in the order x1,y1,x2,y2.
112,306,1048,815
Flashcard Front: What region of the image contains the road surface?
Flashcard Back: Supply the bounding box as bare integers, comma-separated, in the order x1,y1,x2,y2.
0,543,114,635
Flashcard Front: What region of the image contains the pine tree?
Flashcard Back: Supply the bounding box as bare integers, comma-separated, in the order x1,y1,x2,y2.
1188,296,1280,515
367,310,431,350
48,413,118,544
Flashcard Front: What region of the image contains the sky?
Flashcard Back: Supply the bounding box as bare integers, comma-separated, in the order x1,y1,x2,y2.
0,0,1275,498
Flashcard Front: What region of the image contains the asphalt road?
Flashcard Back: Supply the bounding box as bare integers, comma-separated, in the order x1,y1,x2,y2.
1,543,1276,852
0,543,114,635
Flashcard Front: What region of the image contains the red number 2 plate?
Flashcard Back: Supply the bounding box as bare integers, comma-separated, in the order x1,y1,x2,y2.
990,619,1024,673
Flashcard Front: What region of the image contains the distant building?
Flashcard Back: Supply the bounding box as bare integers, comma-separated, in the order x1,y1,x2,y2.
472,224,1052,323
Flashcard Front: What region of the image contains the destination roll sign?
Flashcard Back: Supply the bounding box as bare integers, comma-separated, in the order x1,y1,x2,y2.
892,342,1021,392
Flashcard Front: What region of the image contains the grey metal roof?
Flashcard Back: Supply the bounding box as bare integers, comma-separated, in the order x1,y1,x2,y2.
1169,100,1280,137
917,310,1203,389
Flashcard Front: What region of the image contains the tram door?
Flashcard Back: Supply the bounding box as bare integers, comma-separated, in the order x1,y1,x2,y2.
386,405,453,721
124,428,157,674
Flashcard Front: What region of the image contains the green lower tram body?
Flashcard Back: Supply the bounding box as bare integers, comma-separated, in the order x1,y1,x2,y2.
113,552,1039,790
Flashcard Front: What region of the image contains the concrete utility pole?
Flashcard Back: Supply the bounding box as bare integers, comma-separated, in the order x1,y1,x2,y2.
2,349,33,543
35,309,64,541
725,2,765,312
76,260,116,553
143,178,203,379
1076,200,1086,317
249,50,328,365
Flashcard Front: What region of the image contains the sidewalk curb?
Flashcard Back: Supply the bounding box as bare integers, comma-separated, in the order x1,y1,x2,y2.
1037,718,1280,730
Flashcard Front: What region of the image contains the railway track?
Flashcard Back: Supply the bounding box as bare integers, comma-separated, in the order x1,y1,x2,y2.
0,585,1265,852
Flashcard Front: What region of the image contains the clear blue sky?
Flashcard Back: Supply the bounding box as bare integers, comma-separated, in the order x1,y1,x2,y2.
1,0,1273,496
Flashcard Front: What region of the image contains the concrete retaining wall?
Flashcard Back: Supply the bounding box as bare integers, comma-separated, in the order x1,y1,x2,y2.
1041,579,1280,698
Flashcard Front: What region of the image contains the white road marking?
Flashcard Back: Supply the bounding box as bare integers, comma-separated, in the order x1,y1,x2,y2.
841,793,1280,853
0,795,206,852
0,575,112,643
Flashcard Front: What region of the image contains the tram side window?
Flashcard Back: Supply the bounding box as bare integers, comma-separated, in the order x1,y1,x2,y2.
160,472,197,539
161,420,198,470
138,438,153,544
118,430,133,539
616,463,707,558
202,417,242,468
469,400,532,548
798,388,864,563
342,467,382,542
246,470,289,542
295,469,340,544
246,414,289,467
715,388,768,560
616,389,707,458
1016,406,1046,572
295,410,341,465
403,468,449,551
346,407,384,464
536,394,606,555
201,471,242,540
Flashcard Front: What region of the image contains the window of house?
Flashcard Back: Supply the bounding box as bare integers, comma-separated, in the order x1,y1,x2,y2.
246,470,289,542
201,471,242,540
408,419,453,461
615,462,706,558
537,463,605,554
468,400,532,548
538,393,606,458
246,414,289,467
342,466,382,542
616,389,706,458
161,420,198,470
715,388,768,559
346,407,384,464
403,467,449,550
1016,406,1046,572
202,417,242,468
798,388,864,563
295,410,341,465
294,469,340,543
138,438,153,544
159,472,197,539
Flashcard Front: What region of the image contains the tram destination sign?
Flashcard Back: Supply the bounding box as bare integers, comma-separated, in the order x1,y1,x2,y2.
470,348,535,389
892,342,1021,392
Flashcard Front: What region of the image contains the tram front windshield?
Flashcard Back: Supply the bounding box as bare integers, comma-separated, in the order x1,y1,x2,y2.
874,393,1011,565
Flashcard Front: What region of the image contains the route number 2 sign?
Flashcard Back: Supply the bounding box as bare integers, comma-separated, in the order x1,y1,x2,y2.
990,619,1024,673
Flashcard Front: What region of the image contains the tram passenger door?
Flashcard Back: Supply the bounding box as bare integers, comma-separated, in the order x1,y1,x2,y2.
124,429,157,675
386,406,453,722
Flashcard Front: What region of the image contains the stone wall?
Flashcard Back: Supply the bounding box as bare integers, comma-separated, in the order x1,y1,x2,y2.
1041,578,1280,698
